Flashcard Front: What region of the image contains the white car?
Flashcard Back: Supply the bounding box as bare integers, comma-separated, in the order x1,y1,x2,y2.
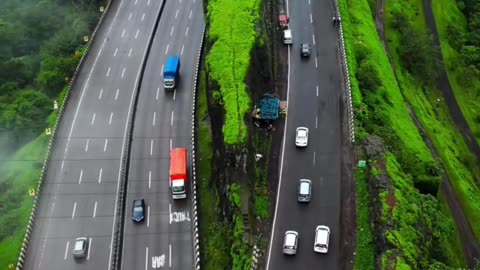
295,127,309,147
314,225,330,253
283,230,299,255
73,237,88,259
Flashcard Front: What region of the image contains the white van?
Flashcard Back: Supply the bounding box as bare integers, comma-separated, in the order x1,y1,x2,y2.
283,29,292,45
314,225,330,253
283,230,299,255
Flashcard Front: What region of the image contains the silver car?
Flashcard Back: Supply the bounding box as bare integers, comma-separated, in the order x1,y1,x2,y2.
73,237,88,259
297,179,312,202
295,127,309,147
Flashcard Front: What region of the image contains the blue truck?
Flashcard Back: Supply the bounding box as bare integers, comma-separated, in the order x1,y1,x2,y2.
163,56,180,89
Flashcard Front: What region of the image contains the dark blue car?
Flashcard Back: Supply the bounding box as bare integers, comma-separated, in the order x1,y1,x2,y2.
132,199,145,222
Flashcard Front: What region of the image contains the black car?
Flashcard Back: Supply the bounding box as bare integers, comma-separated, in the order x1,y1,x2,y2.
132,199,145,222
300,43,311,57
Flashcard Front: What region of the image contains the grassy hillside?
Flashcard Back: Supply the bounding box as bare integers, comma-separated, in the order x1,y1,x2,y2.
385,0,480,242
0,135,49,267
337,0,469,267
430,0,480,144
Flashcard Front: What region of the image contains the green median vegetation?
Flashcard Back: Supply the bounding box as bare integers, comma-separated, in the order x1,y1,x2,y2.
431,0,480,143
338,0,472,267
206,0,261,145
197,70,231,269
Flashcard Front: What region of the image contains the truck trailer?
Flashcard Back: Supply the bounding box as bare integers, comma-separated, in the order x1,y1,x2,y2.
170,148,187,199
163,56,180,89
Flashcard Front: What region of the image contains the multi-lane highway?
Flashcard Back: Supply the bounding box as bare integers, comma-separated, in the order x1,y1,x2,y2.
266,0,343,268
23,0,203,269
121,0,204,268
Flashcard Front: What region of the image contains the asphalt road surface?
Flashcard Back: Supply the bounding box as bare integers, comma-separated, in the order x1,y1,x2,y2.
120,0,204,269
266,0,343,269
23,0,167,269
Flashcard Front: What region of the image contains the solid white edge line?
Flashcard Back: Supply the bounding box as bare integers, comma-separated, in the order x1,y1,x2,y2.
266,15,291,270
64,241,69,260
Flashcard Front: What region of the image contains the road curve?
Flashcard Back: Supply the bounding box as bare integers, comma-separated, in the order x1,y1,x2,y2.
22,0,164,269
266,0,343,269
120,0,205,269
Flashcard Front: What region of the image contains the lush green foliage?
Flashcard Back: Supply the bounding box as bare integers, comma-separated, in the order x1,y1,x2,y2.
378,153,462,269
353,168,375,269
228,184,252,270
431,0,480,143
0,135,49,267
206,0,261,145
197,70,231,269
0,0,100,152
385,0,480,241
253,132,270,220
338,0,471,267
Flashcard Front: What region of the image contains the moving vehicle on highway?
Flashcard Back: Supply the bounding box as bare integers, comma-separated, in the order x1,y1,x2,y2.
295,127,309,147
283,29,293,45
73,237,88,259
283,230,299,255
297,179,312,202
300,43,311,57
132,199,145,222
314,225,330,253
163,55,180,89
170,148,188,199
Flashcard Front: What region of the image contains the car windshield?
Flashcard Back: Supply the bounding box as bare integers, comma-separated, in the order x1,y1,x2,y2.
172,186,185,193
74,240,84,250
298,130,307,137
300,182,310,194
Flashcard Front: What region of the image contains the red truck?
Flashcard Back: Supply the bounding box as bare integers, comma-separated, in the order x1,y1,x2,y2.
170,148,187,199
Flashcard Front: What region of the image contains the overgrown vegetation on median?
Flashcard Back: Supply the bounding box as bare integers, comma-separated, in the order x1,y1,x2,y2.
206,0,261,145
338,0,473,267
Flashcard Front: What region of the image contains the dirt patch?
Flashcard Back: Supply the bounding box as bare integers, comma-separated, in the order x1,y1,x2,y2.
374,0,480,266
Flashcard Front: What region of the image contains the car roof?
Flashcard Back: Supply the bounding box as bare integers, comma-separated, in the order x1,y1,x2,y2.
74,238,86,250
315,226,330,243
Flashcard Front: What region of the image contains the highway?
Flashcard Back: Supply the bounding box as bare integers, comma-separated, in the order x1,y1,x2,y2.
120,0,204,268
266,0,343,269
22,0,167,269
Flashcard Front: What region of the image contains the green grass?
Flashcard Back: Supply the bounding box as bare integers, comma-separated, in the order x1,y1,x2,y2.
206,0,261,145
0,134,49,268
430,0,480,144
338,0,434,166
437,191,468,267
353,168,375,270
384,0,480,242
197,70,231,269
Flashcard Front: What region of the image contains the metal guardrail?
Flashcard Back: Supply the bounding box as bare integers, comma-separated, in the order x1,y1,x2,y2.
191,24,206,270
333,2,356,143
15,1,114,269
